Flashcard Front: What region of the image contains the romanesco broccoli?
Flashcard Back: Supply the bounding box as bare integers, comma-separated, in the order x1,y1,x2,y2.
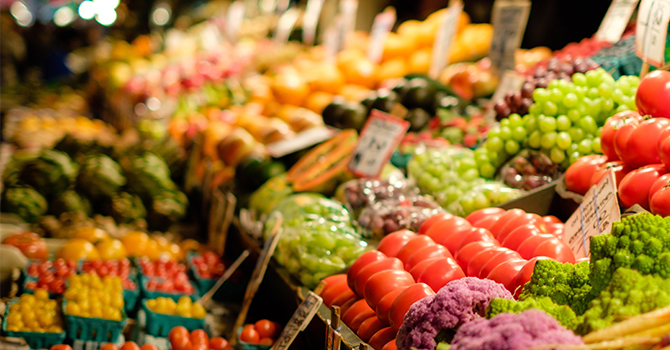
518,260,593,315
487,297,581,330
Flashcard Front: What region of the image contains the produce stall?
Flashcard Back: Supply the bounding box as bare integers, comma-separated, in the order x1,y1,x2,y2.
2,0,670,350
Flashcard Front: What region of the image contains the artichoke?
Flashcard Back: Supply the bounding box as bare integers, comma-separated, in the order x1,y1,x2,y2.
1,187,48,223
147,190,188,230
77,154,126,200
125,153,177,201
19,150,77,198
50,190,92,217
104,192,147,224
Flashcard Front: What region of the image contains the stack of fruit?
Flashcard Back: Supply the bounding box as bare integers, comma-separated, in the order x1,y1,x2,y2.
63,273,125,321
4,290,64,334
138,257,198,298
24,259,77,295
238,320,282,346
168,326,232,350
144,296,206,319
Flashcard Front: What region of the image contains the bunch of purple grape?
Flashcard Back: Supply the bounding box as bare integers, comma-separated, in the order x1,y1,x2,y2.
495,57,600,120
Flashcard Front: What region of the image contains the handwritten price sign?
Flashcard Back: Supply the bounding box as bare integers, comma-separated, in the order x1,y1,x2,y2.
636,0,670,67
488,0,531,74
270,291,323,350
429,2,464,79
595,0,640,43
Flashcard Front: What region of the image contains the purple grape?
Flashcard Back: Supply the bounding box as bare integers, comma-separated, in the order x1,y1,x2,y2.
511,91,523,106
521,82,535,98
560,63,574,75
534,66,548,78
494,100,509,115
536,78,549,88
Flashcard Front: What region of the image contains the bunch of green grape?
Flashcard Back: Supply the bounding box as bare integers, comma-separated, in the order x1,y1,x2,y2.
476,69,640,179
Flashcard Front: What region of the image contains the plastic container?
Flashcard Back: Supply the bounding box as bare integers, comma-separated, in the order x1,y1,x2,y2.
141,299,205,337
63,301,128,342
140,276,199,302
2,299,67,349
77,259,140,314
237,327,272,350
185,253,247,303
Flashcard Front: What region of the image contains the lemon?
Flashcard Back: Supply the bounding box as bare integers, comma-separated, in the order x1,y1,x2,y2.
177,296,191,307
191,302,206,319
34,288,49,300
9,304,19,312
79,299,90,312
146,299,157,310
19,294,35,305
6,312,22,325
65,302,81,316
47,325,63,333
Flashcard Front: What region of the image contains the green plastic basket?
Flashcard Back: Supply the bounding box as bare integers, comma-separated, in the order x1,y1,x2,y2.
63,301,128,342
2,299,67,350
141,299,206,337
139,276,199,302
76,260,141,315
186,252,247,302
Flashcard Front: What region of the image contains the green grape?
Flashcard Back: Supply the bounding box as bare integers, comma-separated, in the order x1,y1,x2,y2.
541,132,558,149
487,150,500,164
572,73,587,86
588,98,603,118
575,86,588,100
630,86,638,96
529,103,543,116
628,75,640,87
611,88,624,104
487,127,501,139
563,92,579,108
486,137,503,152
625,97,636,110
508,114,523,128
427,177,442,192
479,163,496,179
512,126,527,142
418,172,433,188
580,116,598,134
577,103,588,117
505,140,520,155
533,88,550,103
550,147,566,164
601,73,615,86
556,131,572,150
587,87,600,99
615,104,630,114
578,139,593,154
556,115,571,131
568,143,579,155
539,116,557,132
616,79,631,95
601,98,614,114
586,70,602,87
528,130,542,149
457,158,478,173
567,109,581,123
473,192,491,210
592,137,602,153
500,118,510,127
548,80,561,90
500,126,513,140
598,82,613,98
475,152,489,165
584,133,595,140
569,151,582,164
550,88,564,103
568,127,585,143
525,115,538,132
556,104,568,116
596,126,602,137
460,195,476,216
461,168,480,182
544,101,558,116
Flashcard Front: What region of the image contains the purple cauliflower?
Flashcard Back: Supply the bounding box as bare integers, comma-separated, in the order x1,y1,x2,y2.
396,277,514,350
450,309,584,350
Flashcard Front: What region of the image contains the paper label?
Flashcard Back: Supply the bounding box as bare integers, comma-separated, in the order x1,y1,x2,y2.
636,0,670,67
266,126,337,158
226,1,246,43
271,291,323,350
429,2,464,79
274,7,300,43
595,0,640,43
563,170,621,259
340,0,359,48
348,110,410,178
303,0,325,45
488,0,531,74
367,9,397,63
484,70,525,123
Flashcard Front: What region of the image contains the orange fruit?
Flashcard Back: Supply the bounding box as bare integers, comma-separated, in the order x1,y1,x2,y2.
340,57,379,89
381,33,415,62
397,20,422,39
57,239,100,261
307,63,345,94
74,227,109,244
95,239,127,260
407,48,433,74
304,91,334,114
120,231,150,257
336,49,366,71
347,31,371,52
376,58,408,82
338,84,372,102
271,73,310,106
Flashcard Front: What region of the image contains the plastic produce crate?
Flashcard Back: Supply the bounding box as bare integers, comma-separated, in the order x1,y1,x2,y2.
141,299,205,337
63,301,128,342
139,276,199,302
185,253,246,302
2,299,67,349
76,260,141,315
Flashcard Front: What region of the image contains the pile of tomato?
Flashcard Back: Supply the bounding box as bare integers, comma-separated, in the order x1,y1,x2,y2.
168,326,232,350
239,319,282,346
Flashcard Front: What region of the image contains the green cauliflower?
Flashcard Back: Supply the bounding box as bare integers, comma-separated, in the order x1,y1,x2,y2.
49,190,92,217
147,190,188,230
589,213,670,293
125,153,177,201
487,297,581,330
19,150,77,198
1,187,48,223
576,267,670,335
518,260,593,315
76,154,126,200
104,192,146,224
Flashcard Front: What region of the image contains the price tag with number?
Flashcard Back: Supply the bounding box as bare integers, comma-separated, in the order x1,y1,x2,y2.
488,0,531,74
348,110,410,178
562,170,621,260
367,8,397,63
636,0,670,67
270,292,323,350
429,2,464,79
595,0,640,43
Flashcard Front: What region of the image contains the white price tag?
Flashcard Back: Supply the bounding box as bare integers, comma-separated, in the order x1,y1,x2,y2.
302,0,325,46
488,0,531,74
484,70,525,123
595,0,640,43
367,8,397,63
323,18,342,62
274,7,301,43
266,126,337,158
226,1,246,43
429,2,464,79
348,110,410,178
270,291,323,350
340,0,359,48
563,170,621,260
636,0,670,67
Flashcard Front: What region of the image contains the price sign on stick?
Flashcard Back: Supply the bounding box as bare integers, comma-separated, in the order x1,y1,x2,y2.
636,0,670,68
340,0,359,48
348,110,410,178
270,291,323,350
367,8,397,63
595,0,640,43
226,1,246,43
488,0,531,74
563,170,621,260
429,2,464,79
274,7,300,43
302,0,325,46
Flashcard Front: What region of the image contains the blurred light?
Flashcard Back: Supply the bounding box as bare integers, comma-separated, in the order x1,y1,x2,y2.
78,1,95,20
54,7,74,27
95,8,116,26
146,97,161,111
10,1,33,27
151,7,169,26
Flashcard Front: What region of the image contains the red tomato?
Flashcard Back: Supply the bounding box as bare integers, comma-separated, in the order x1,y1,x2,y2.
339,297,359,317
478,249,522,279
349,308,377,333
190,330,209,345
405,244,451,271
100,344,120,350
590,161,630,188
501,224,543,251
534,237,576,263
454,241,499,271
357,316,386,342
375,286,408,325
417,257,465,292
619,164,668,210
321,274,347,291
330,289,357,308
465,208,506,225
467,246,508,277
255,320,278,339
2,232,48,260
321,277,354,307
516,234,555,260
209,337,231,350
424,217,472,249
395,236,436,264
364,270,415,310
369,327,398,350
486,258,526,292
455,227,498,253
191,343,207,350
649,174,670,201
347,251,387,292
50,346,73,350
419,213,454,235
600,110,641,161
544,223,565,238
140,345,159,350
354,258,404,297
636,70,670,118
618,117,670,168
651,185,670,216
488,209,527,238
378,230,416,258
470,213,504,231
389,283,435,331
514,257,550,298
382,340,398,350
240,327,260,344
169,326,191,347
541,215,562,224
409,258,443,280
120,342,141,350
564,155,608,195
496,213,543,243
659,128,670,169
342,299,374,327
614,116,641,161
258,338,274,346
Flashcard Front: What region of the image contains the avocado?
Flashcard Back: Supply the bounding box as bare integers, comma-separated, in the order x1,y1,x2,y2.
340,102,368,131
392,78,410,101
322,96,348,128
406,108,432,132
370,89,399,113
403,78,437,111
361,91,377,112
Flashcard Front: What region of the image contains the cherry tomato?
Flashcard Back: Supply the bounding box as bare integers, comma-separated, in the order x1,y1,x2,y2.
382,340,398,350
496,213,543,243
501,224,543,251
618,117,670,168
516,234,555,260
258,338,274,346
171,338,192,350
389,283,435,331
140,345,159,350
533,237,575,263
465,208,506,225
100,344,120,350
364,270,415,310
209,337,232,350
2,232,48,260
395,236,436,264
169,326,190,345
120,342,141,350
565,155,609,195
590,161,630,188
424,217,472,249
478,249,522,279
347,251,387,292
190,329,209,345
514,257,550,298
342,299,374,328
488,209,527,238
454,241,499,272
50,346,73,350
600,110,640,161
651,184,670,216
405,244,451,271
659,127,670,169
636,70,670,118
377,230,416,258
375,286,408,325
321,276,354,308
191,343,207,350
240,326,260,344
369,327,397,350
619,164,668,210
419,213,454,235
455,227,498,253
354,257,404,297
409,258,443,281
486,259,527,293
357,316,385,342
